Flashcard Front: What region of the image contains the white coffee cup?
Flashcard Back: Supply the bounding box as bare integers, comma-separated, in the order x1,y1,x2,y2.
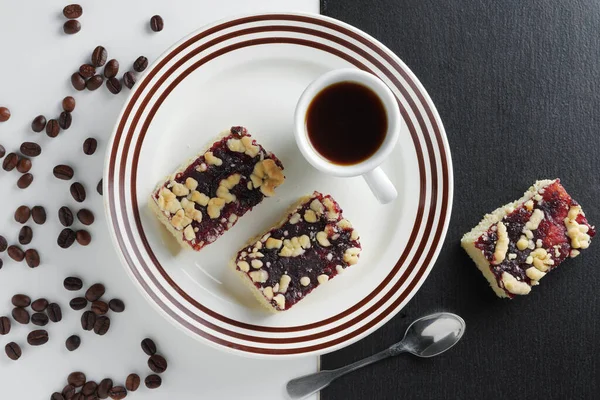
293,68,401,204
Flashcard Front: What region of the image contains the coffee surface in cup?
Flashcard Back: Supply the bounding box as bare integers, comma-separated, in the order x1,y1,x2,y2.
306,81,387,165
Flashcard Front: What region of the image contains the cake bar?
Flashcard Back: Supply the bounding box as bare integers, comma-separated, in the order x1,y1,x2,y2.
461,179,595,298
149,127,285,251
232,192,361,311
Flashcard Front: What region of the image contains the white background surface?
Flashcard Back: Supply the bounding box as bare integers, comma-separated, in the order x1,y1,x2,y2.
0,1,319,399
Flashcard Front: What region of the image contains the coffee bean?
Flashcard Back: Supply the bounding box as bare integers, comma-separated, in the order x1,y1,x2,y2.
63,4,83,19
62,384,76,399
71,73,86,91
85,283,105,301
5,342,21,360
76,230,91,246
104,59,119,78
18,226,33,245
27,329,48,346
82,381,97,395
3,152,18,171
59,207,74,226
31,115,47,132
150,15,164,32
141,338,156,355
25,249,40,268
0,107,10,122
106,77,122,94
0,144,5,158
31,312,49,326
63,96,76,112
59,111,73,129
0,259,3,269
66,335,81,351
16,157,31,173
148,354,167,373
86,75,104,91
79,64,96,79
54,165,74,180
108,386,127,399
144,374,161,389
98,379,113,399
0,316,11,334
20,142,41,157
31,298,48,312
15,205,31,223
17,173,34,189
93,316,110,335
92,45,108,67
68,372,87,388
76,209,94,226
32,206,46,224
81,311,96,330
70,182,86,202
123,72,136,89
133,56,148,72
91,301,108,315
83,138,97,155
108,299,125,313
97,179,103,195
64,277,83,291
47,303,62,322
69,297,87,310
46,119,61,137
8,245,25,262
12,294,31,307
12,307,30,324
125,374,140,392
64,20,81,35
52,392,66,400
58,228,76,248
0,235,6,252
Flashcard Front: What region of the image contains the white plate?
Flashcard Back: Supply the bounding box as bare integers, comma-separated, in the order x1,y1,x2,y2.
104,12,453,358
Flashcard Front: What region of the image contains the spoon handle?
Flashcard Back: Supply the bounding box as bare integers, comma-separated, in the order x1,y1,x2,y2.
286,347,403,400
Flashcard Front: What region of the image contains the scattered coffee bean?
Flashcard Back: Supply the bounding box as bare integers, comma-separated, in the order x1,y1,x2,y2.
24,249,40,268
92,45,108,67
148,354,168,373
47,303,62,322
8,245,25,262
69,297,87,310
15,205,31,223
83,138,97,155
85,283,105,302
79,64,96,78
20,142,41,157
104,59,119,78
62,384,76,399
0,259,3,269
0,235,6,252
77,209,95,225
133,56,148,72
63,4,83,19
123,72,136,89
0,316,11,335
59,111,72,129
18,226,33,245
59,206,75,226
16,157,31,173
58,228,76,248
12,307,30,324
108,386,127,399
76,230,91,246
17,173,34,189
31,312,49,326
86,74,104,91
64,277,83,291
12,294,31,307
31,115,47,132
108,299,125,313
71,72,86,91
66,335,81,351
68,372,87,388
27,329,48,346
51,392,65,400
141,338,156,355
0,106,10,122
3,152,18,171
144,374,161,389
0,144,4,158
126,374,140,392
54,165,74,180
94,316,110,335
31,298,48,312
70,182,86,202
91,301,108,315
5,342,21,360
32,206,46,224
106,77,122,94
82,381,98,395
97,179,103,195
46,119,60,137
150,15,164,32
63,96,76,112
64,20,81,35
98,378,113,398
81,311,96,331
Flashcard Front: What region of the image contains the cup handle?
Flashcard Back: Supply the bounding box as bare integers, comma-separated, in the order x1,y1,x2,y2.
362,167,398,204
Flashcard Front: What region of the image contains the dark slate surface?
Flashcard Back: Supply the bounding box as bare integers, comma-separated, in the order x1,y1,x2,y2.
320,1,600,399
